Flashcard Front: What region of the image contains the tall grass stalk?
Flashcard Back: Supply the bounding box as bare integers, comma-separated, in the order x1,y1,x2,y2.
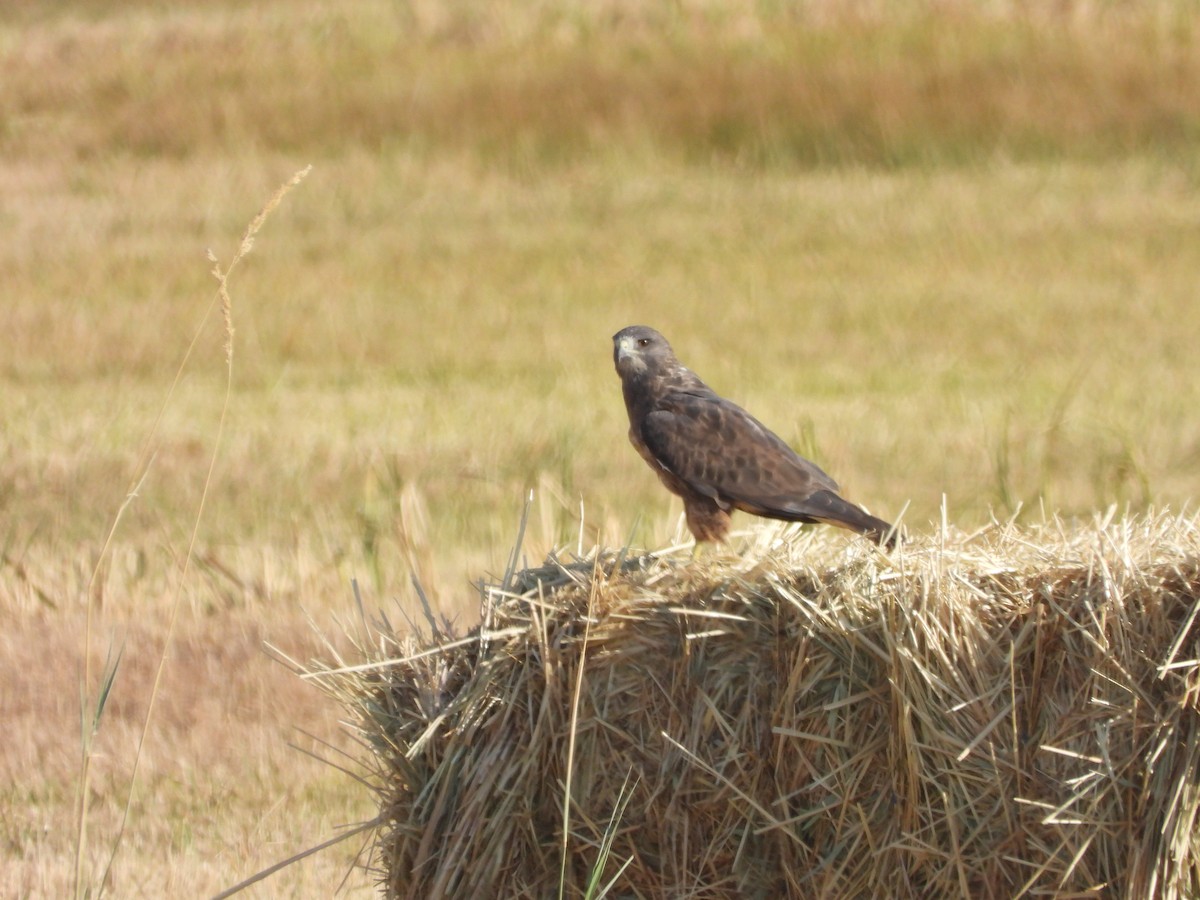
71,167,310,898
72,254,230,899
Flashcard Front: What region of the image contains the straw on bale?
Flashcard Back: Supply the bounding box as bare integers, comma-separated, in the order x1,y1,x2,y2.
312,511,1200,898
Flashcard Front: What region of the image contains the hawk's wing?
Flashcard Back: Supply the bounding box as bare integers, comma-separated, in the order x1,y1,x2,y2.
640,388,842,522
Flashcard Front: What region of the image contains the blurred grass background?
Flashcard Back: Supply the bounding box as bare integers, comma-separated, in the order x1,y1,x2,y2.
3,0,1200,895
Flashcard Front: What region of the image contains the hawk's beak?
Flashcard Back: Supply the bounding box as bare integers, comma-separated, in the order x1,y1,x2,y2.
614,335,647,375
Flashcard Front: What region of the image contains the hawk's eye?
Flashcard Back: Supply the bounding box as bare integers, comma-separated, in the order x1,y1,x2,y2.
637,338,650,347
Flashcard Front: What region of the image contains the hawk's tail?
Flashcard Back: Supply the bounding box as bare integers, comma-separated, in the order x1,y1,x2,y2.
802,490,901,550
859,512,901,550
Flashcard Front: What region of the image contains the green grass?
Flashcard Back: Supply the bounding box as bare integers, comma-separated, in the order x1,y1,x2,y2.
3,0,1200,895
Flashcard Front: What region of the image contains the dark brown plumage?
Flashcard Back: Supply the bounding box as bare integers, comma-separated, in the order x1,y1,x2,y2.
613,325,897,547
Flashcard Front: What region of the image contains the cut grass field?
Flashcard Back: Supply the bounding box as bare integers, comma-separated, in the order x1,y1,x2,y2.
3,0,1200,895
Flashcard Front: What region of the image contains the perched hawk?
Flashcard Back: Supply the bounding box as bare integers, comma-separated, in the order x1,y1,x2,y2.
613,325,897,547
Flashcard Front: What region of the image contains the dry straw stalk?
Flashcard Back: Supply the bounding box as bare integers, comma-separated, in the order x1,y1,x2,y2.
312,511,1200,898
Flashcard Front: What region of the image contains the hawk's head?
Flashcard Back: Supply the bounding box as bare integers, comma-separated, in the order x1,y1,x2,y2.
613,325,675,379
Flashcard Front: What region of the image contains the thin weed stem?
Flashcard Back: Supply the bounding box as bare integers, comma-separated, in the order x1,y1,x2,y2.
72,167,311,899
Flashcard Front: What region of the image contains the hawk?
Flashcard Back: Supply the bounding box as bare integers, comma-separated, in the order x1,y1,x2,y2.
613,325,897,547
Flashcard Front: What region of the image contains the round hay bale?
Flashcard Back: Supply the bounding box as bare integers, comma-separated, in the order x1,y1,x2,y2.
317,514,1200,898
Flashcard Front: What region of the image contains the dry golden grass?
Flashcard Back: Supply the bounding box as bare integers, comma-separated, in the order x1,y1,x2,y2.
0,611,375,898
5,0,1200,165
319,512,1200,897
3,0,1200,895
